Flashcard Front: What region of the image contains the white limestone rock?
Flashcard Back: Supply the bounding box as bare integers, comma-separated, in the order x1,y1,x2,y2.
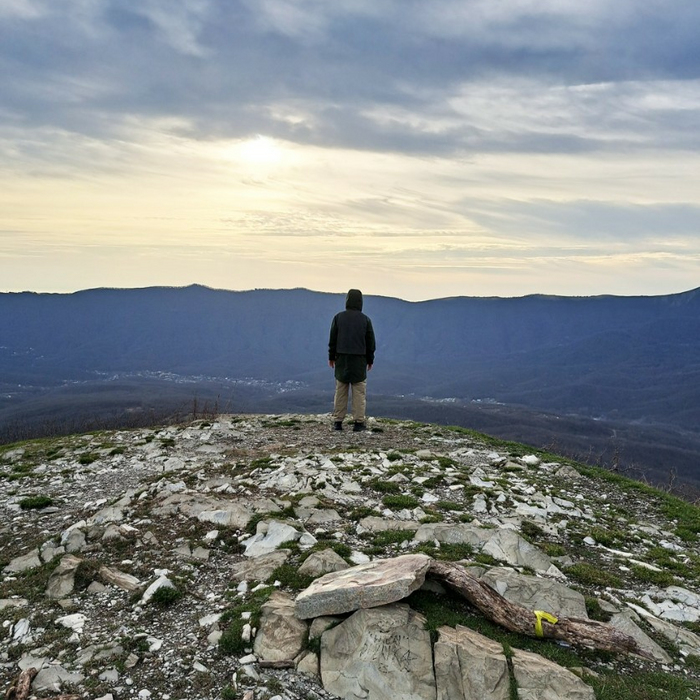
435,625,509,700
253,591,308,663
46,554,82,599
243,521,302,558
480,567,588,619
413,523,491,548
99,565,141,592
511,648,595,700
231,550,291,583
609,610,673,664
482,529,553,573
298,549,349,577
296,553,432,619
32,665,85,693
321,604,436,700
3,549,41,574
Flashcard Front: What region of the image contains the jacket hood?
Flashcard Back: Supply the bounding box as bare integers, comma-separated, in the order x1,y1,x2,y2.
345,289,363,311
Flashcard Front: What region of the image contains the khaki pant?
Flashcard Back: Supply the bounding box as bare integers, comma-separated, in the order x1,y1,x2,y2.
333,380,367,422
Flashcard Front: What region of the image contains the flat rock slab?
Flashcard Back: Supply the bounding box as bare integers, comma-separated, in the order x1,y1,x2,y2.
231,549,291,583
359,517,421,533
243,520,301,558
512,648,595,700
609,611,672,664
480,568,588,619
46,554,82,599
481,530,553,573
413,523,491,547
254,591,308,663
295,553,431,619
298,549,349,577
435,625,509,700
321,603,436,700
4,549,41,574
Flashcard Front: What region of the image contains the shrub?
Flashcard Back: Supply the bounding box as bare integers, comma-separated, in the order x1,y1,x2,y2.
151,585,183,607
566,562,622,588
18,495,53,510
630,565,674,588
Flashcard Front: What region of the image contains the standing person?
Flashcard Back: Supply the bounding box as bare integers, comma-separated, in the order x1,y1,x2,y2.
328,289,376,432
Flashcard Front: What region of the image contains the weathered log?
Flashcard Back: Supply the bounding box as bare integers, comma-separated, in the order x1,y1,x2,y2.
4,667,79,700
5,668,37,700
429,560,654,660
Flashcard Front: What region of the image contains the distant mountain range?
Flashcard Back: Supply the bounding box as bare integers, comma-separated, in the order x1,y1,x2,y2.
2,285,700,488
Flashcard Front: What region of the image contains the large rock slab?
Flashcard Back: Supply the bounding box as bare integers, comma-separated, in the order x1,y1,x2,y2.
511,648,595,700
480,568,588,619
231,550,291,583
435,625,509,700
243,520,301,558
413,523,491,548
254,591,308,663
4,549,41,574
32,664,85,693
298,549,349,577
481,530,553,572
609,611,673,664
46,555,82,599
295,554,431,619
360,517,421,533
153,493,253,529
321,603,436,700
643,613,700,658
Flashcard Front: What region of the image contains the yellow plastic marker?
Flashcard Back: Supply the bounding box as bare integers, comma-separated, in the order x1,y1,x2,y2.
534,610,558,638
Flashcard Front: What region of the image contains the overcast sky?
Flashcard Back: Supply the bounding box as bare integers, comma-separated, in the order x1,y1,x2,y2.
2,0,699,300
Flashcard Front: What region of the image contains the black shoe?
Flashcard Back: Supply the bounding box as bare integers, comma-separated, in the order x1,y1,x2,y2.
333,421,343,431
353,422,366,432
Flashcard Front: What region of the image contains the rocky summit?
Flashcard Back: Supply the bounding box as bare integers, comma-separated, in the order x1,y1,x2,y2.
1,414,700,700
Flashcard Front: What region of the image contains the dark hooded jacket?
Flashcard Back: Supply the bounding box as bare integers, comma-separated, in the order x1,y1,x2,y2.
328,289,376,383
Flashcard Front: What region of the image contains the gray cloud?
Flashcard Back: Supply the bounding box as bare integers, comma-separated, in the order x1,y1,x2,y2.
3,0,700,157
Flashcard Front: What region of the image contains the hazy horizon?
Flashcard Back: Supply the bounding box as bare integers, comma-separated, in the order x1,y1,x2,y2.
2,281,699,304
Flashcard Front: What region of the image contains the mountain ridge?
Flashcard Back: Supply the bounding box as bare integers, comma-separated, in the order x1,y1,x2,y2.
2,285,700,487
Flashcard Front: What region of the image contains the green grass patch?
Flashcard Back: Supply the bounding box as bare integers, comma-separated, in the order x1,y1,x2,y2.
220,588,272,655
588,669,700,700
566,562,623,588
520,520,545,540
368,479,401,493
267,564,315,590
630,564,675,588
250,457,274,469
18,495,54,510
78,453,98,465
368,529,417,547
415,542,474,562
382,494,420,510
436,500,463,512
588,525,625,547
347,506,380,520
584,596,613,622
